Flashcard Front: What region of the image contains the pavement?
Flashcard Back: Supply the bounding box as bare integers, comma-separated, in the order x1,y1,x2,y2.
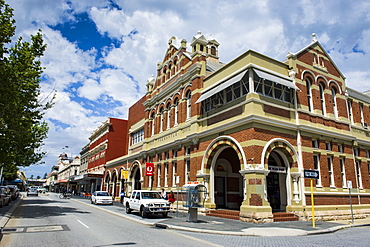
1,193,370,237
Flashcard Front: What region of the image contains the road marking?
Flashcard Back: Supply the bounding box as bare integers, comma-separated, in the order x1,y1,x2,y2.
77,219,89,228
27,225,64,233
170,230,222,247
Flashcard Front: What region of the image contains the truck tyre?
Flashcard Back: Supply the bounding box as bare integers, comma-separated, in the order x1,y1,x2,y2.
126,204,132,214
140,207,147,218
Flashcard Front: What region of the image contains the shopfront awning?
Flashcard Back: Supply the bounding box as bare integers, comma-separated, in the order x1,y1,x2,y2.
195,70,248,103
55,179,68,184
254,69,299,90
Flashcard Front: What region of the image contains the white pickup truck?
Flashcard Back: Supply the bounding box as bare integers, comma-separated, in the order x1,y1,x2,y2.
124,190,170,218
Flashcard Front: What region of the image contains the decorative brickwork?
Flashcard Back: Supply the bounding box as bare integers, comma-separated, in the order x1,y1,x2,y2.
248,178,262,185
207,106,243,125
250,194,263,206
263,104,291,119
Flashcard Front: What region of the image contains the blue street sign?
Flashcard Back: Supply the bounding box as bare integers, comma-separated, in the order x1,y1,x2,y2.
304,169,320,179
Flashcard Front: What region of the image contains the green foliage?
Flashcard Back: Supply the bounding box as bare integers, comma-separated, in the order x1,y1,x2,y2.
0,0,53,176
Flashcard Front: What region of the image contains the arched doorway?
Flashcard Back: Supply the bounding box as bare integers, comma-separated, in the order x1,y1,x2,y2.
131,165,142,190
266,149,289,212
212,147,243,209
104,174,110,192
111,172,117,198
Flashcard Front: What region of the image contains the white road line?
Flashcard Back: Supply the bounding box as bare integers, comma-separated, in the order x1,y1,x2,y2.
77,220,90,229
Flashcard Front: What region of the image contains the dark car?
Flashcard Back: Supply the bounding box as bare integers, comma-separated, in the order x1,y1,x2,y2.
7,185,19,201
0,187,10,207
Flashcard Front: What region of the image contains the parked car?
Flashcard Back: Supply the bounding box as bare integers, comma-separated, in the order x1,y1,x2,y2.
0,187,10,207
27,188,38,196
90,191,113,205
124,190,170,218
7,185,19,200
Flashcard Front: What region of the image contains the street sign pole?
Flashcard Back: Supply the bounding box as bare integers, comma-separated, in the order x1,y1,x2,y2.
348,181,354,224
310,179,315,228
304,169,319,228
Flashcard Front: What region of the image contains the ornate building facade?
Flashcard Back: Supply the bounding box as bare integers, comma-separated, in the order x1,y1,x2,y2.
104,32,370,222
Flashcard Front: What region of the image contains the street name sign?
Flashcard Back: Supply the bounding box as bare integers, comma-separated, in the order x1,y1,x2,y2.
304,169,319,179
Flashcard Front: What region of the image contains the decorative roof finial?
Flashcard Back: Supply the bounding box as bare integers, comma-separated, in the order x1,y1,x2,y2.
312,33,317,43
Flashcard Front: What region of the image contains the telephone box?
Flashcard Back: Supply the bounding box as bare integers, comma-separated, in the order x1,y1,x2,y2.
182,183,207,222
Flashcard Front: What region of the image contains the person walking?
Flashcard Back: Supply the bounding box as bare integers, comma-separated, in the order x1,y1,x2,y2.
160,189,167,200
168,191,176,212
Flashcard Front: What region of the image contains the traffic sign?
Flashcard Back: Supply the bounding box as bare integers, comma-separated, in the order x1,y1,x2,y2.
304,169,319,179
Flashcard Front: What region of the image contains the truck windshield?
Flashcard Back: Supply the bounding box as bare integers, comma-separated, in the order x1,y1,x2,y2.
142,192,161,199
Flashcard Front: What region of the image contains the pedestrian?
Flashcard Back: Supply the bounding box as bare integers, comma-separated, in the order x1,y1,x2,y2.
120,190,125,203
160,188,167,200
168,191,176,212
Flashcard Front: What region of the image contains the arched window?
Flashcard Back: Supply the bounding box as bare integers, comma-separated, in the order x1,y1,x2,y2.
151,112,156,137
200,44,204,52
331,87,338,118
171,61,176,75
162,68,167,84
306,78,313,112
166,102,171,130
159,107,164,133
211,46,216,56
174,98,179,126
186,91,191,120
319,83,326,116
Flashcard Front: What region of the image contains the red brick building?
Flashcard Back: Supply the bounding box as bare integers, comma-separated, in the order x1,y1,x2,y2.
78,118,128,195
104,32,370,222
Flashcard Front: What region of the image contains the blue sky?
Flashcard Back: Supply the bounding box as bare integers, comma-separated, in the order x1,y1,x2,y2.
6,0,370,178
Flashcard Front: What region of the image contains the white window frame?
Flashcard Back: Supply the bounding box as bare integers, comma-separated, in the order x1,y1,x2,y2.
319,84,326,116
186,91,191,121
328,156,335,188
164,163,168,187
356,161,363,189
172,162,177,187
306,79,313,112
166,108,171,130
340,158,346,188
338,144,344,153
348,100,354,124
312,139,318,149
157,164,161,187
174,101,179,126
185,160,190,184
331,88,338,118
314,154,322,187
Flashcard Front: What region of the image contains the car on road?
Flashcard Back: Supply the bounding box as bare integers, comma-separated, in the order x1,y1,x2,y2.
27,188,38,196
7,185,19,201
0,187,10,207
90,191,113,205
124,190,170,218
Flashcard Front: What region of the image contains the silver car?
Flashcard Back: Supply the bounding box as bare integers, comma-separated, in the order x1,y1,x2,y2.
27,188,38,196
90,191,113,205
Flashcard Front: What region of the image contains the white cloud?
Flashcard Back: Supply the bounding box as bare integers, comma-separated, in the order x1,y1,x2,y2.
4,0,370,177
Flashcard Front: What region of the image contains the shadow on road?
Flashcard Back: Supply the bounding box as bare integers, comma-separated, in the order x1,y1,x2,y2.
11,199,91,219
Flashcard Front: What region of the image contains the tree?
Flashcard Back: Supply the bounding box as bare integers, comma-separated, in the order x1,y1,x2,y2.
0,0,52,180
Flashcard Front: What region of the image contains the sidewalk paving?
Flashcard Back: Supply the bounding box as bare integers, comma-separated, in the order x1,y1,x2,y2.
72,195,370,237
2,193,370,237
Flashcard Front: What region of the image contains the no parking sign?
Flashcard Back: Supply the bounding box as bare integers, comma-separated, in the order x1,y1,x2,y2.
145,163,154,176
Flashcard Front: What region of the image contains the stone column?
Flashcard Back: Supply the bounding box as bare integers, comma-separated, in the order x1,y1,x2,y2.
239,168,273,223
